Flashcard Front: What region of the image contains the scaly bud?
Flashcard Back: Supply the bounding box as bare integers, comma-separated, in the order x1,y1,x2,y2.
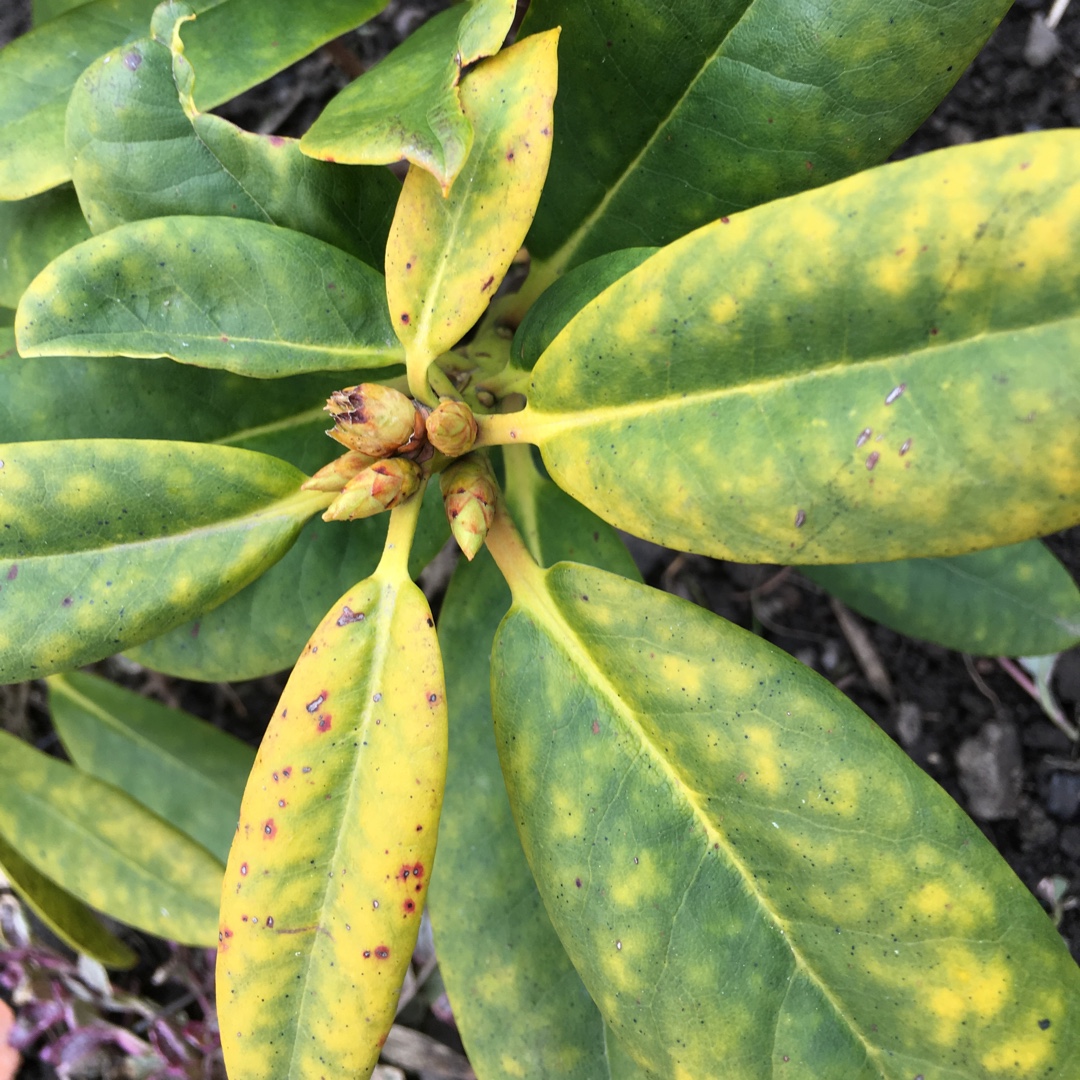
322,458,423,521
325,383,425,458
301,450,377,493
425,399,478,457
440,456,497,560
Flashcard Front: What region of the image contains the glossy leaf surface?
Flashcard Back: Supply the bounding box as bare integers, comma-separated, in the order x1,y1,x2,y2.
430,466,645,1078
179,0,390,115
48,672,255,863
0,730,222,945
0,185,89,309
218,545,446,1080
511,246,656,371
492,562,1080,1077
513,131,1080,563
34,0,90,22
386,30,558,381
805,541,1080,657
0,342,448,679
131,477,449,681
0,440,324,683
0,336,385,446
0,831,136,968
0,0,388,200
66,7,397,267
16,216,400,377
521,0,1011,275
0,0,157,199
300,0,515,191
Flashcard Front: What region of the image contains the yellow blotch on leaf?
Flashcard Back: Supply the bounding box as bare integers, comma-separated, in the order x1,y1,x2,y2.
741,725,782,797
922,946,1010,1047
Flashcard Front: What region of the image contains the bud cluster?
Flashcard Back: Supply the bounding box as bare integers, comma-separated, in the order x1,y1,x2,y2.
304,384,484,523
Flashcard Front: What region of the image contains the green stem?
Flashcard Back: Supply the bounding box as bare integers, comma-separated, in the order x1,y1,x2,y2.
484,493,544,599
427,363,460,401
501,443,545,564
475,365,532,400
406,349,439,408
377,479,426,580
497,258,559,328
474,411,531,448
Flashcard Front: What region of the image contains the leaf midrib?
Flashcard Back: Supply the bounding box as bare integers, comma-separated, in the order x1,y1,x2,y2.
539,0,758,276
508,567,889,1076
2,484,323,560
520,314,1080,443
284,574,399,1077
50,676,239,809
0,751,219,920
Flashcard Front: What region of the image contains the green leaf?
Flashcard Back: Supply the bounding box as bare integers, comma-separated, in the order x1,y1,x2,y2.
0,336,387,447
1,0,389,201
804,541,1080,658
0,309,13,329
430,463,644,1078
0,0,157,200
180,0,390,115
15,216,401,377
0,830,136,968
129,474,450,681
34,0,91,23
65,7,397,268
47,671,255,863
491,561,1080,1077
218,538,446,1080
520,0,1011,277
511,247,657,371
300,0,515,191
0,729,222,945
385,29,558,391
0,439,326,683
507,131,1080,563
0,185,90,309
0,347,449,680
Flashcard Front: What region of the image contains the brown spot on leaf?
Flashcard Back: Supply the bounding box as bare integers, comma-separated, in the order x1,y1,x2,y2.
263,819,277,839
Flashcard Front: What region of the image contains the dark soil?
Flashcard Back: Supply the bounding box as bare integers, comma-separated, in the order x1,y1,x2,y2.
2,1,1079,1076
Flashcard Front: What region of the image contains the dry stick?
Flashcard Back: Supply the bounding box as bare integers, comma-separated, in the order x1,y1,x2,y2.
828,598,893,700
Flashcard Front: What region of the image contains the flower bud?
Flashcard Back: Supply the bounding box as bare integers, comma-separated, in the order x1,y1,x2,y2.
325,384,425,458
301,450,377,493
322,458,423,521
440,456,497,561
425,399,478,457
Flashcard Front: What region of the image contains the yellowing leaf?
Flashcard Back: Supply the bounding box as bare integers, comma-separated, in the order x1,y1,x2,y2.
300,0,516,190
503,130,1080,563
0,832,136,968
385,29,559,397
0,730,221,946
218,513,447,1080
491,560,1080,1076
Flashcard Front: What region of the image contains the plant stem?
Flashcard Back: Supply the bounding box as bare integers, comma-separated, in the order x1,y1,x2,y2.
484,494,544,598
501,443,545,564
378,480,426,580
406,349,439,408
474,411,530,448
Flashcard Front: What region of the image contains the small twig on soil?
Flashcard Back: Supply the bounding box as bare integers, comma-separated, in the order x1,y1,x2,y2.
964,654,1003,714
729,566,792,601
828,598,893,700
